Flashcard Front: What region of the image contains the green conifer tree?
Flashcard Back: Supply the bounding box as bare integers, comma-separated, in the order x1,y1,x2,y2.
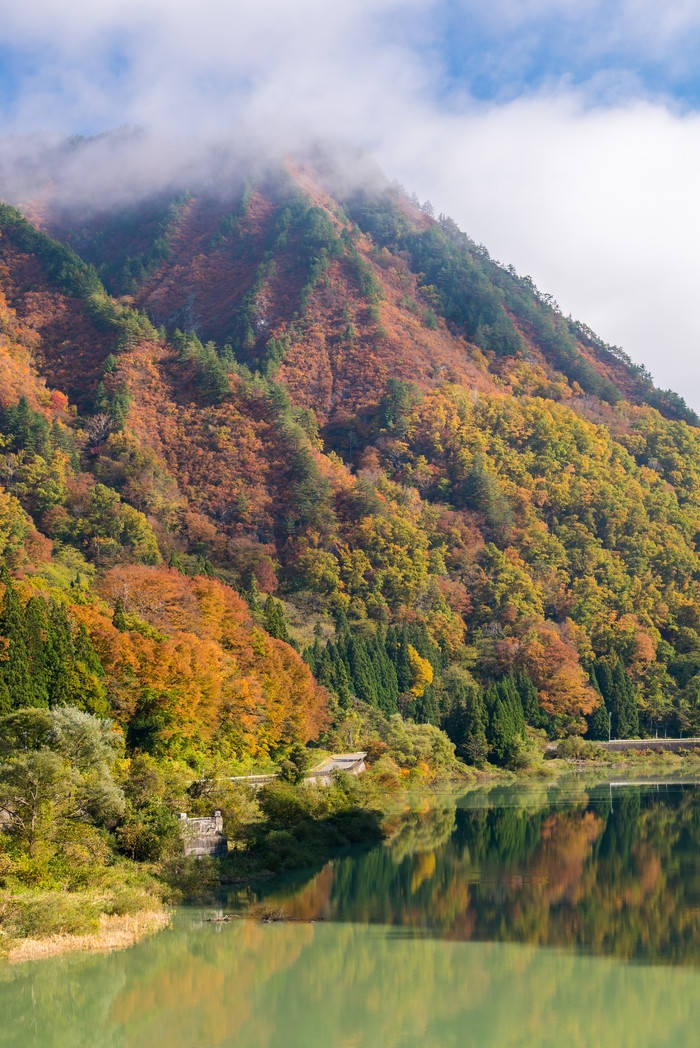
587,699,610,741
332,657,352,710
243,574,261,613
516,671,546,729
45,602,73,707
264,596,290,643
316,648,334,689
0,570,32,710
443,685,488,765
347,636,378,706
594,661,614,707
24,597,49,708
68,625,108,715
387,627,413,693
112,598,127,632
612,660,638,738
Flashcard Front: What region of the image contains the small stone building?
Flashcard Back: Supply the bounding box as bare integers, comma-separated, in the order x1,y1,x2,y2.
177,810,228,858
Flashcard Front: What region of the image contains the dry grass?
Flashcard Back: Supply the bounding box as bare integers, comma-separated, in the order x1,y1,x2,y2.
249,902,289,922
5,908,171,964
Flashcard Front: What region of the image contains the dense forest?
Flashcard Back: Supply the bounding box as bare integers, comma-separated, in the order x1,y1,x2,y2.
2,142,700,774
3,138,700,940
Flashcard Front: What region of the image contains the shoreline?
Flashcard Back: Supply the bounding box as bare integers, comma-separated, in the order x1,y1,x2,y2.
5,752,700,964
2,908,171,965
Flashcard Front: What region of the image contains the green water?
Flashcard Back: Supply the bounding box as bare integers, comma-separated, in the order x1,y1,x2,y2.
3,780,700,1047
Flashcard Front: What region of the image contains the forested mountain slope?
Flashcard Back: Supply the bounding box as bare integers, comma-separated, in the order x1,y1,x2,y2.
0,202,327,761
2,141,700,768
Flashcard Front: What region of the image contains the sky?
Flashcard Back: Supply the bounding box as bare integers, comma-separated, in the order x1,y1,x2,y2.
0,0,700,406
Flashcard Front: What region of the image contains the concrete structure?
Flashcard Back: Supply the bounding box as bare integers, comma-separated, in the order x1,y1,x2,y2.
306,752,367,786
598,738,700,753
547,738,700,756
225,773,279,786
177,810,228,858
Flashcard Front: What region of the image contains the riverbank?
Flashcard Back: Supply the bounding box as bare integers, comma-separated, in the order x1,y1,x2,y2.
542,739,700,777
4,745,699,963
4,908,171,964
0,766,467,962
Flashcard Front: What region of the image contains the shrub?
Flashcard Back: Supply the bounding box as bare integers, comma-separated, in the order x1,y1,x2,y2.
8,892,101,938
557,736,604,760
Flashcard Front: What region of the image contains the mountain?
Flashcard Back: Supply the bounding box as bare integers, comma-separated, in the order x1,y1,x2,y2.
1,137,700,762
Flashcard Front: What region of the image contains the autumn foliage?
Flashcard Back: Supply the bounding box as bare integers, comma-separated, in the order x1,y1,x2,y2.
2,152,700,764
87,566,328,757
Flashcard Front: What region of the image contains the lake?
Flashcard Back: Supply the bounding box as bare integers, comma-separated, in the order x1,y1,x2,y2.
3,779,700,1047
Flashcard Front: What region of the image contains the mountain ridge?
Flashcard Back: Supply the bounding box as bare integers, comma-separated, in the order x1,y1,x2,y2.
0,141,699,764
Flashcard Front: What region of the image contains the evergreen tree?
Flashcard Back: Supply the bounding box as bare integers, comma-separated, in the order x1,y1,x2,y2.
611,660,638,738
443,684,488,765
24,597,49,708
246,575,261,613
593,657,639,739
73,625,103,677
516,671,546,729
594,661,614,707
484,678,525,766
0,678,10,716
69,625,108,716
0,570,32,710
333,657,352,710
264,596,290,643
45,601,73,707
303,637,322,676
113,598,127,632
386,627,413,693
370,644,399,715
498,676,526,736
408,683,440,725
347,636,378,705
460,451,513,533
587,699,610,741
316,647,335,689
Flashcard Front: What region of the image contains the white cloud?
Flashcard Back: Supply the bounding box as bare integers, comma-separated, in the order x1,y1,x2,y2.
376,94,700,406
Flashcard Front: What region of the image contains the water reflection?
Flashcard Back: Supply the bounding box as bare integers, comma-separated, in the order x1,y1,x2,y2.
3,782,700,1048
4,918,700,1048
245,781,700,964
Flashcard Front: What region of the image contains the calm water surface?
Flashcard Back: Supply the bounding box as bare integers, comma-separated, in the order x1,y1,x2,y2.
3,779,700,1047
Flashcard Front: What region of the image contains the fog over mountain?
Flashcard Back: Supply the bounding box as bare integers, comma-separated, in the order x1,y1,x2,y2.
0,0,699,405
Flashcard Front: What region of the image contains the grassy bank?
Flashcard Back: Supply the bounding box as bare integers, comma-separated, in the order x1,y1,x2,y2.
4,909,170,964
541,734,700,778
0,854,172,961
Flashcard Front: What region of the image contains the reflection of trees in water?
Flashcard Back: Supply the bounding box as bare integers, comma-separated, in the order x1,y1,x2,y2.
385,805,457,863
4,916,700,1048
462,786,700,962
256,785,700,964
5,790,700,1046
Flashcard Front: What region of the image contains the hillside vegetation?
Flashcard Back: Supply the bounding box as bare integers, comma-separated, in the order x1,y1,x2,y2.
2,143,700,942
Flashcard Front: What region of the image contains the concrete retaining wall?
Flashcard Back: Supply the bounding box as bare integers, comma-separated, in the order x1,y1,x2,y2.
596,738,700,753
547,738,700,756
177,810,228,858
